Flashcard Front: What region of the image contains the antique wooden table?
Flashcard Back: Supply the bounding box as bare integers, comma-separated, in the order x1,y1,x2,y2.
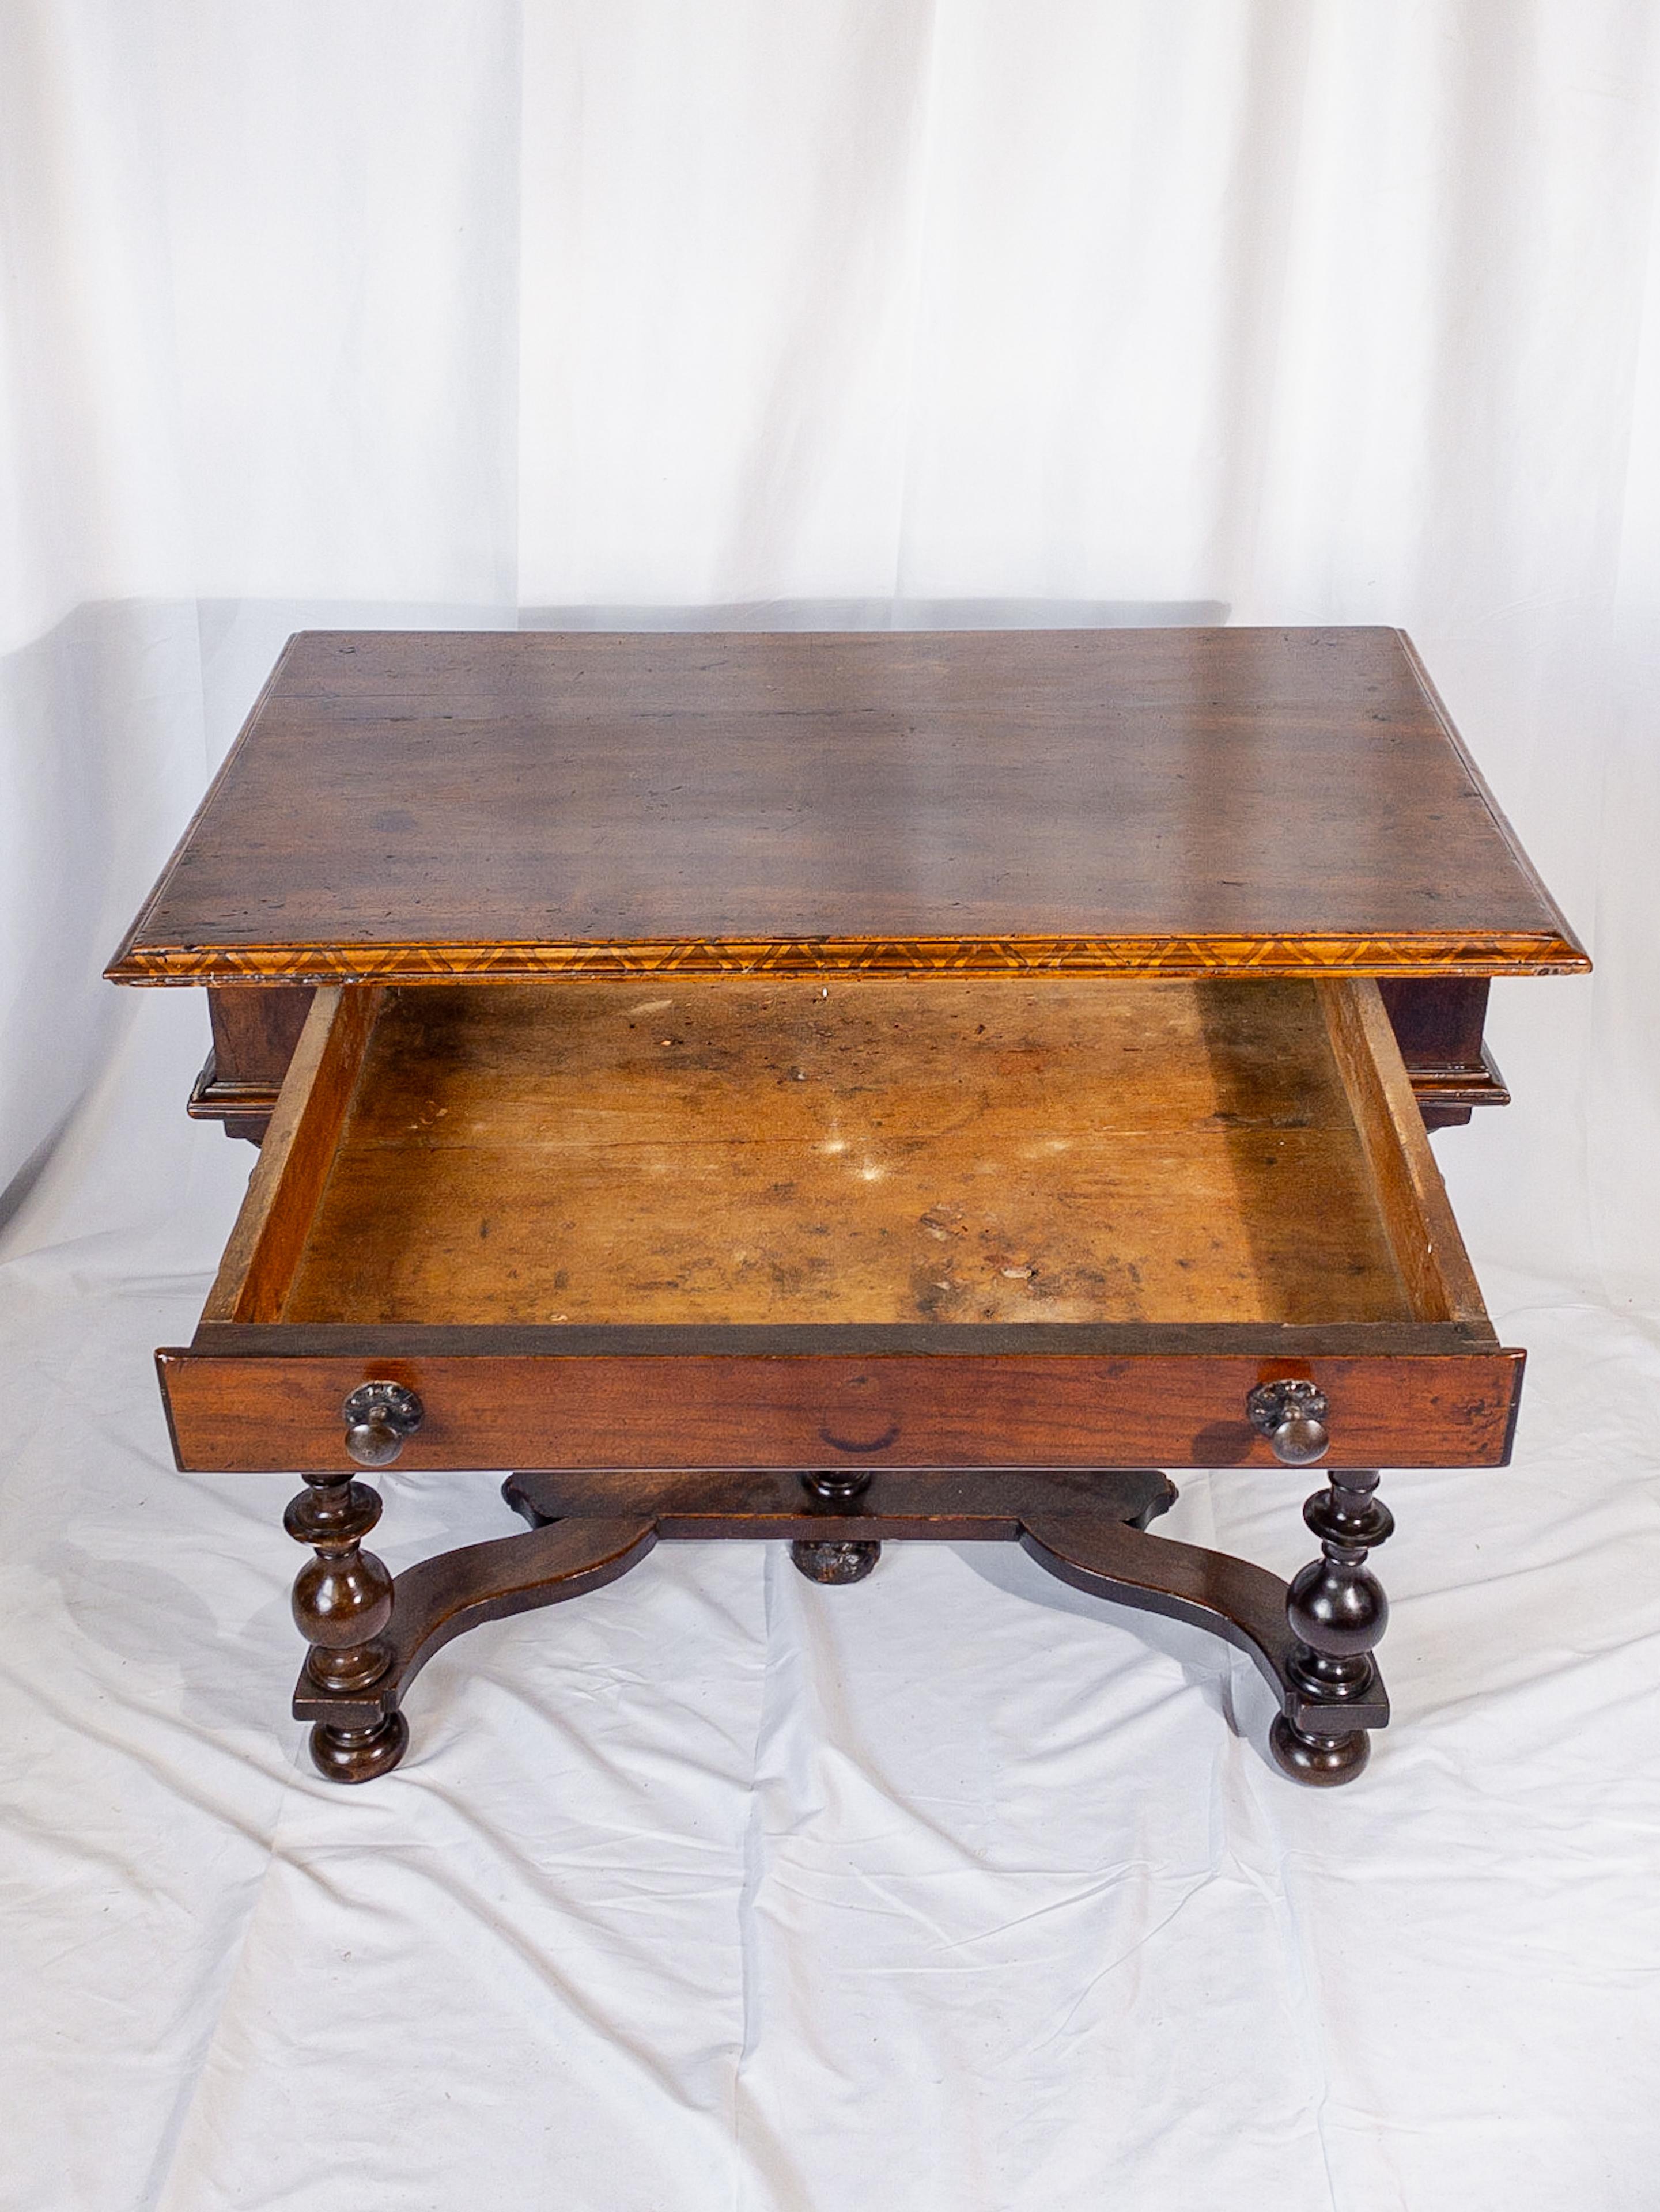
107,627,1586,1787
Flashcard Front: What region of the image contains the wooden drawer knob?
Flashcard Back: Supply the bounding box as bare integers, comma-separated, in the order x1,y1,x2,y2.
1247,1380,1330,1466
342,1381,423,1467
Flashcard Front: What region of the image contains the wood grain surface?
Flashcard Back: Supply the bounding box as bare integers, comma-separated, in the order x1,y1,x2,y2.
274,976,1427,1329
107,627,1587,984
1316,978,1489,1325
157,1343,1525,1473
203,987,380,1323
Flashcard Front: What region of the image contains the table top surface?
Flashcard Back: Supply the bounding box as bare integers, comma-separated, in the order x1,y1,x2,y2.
108,626,1586,984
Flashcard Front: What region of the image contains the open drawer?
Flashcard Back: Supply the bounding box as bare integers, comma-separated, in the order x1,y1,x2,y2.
158,973,1522,1475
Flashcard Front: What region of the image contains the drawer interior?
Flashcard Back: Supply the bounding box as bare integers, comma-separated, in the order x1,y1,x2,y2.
204,975,1490,1335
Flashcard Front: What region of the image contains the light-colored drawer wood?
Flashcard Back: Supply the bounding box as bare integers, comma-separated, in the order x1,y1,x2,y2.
160,974,1522,1472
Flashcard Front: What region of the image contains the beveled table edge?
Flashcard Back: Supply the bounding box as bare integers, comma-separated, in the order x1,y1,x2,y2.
105,926,1591,986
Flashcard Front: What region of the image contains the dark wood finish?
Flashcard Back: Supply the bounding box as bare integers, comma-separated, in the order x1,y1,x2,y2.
290,1515,660,1779
188,985,316,1142
790,1539,882,1583
289,1465,1384,1787
1379,977,1510,1131
103,626,1587,1790
1269,1467,1394,1785
1378,976,1490,1069
183,1319,1511,1357
157,1344,1523,1474
1017,1514,1386,1737
150,855,1536,1793
282,1463,406,1783
283,1469,394,1692
107,628,1586,986
502,1464,1181,1537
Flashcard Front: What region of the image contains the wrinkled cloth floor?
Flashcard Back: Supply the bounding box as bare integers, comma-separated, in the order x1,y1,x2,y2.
2,1219,1656,2211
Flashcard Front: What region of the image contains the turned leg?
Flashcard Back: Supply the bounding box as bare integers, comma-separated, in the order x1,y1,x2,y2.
284,1471,408,1782
789,1537,882,1584
292,1514,660,1777
788,1470,881,1584
1270,1467,1393,1787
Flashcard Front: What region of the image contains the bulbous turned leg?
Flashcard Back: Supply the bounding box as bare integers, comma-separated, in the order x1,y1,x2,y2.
305,1710,408,1783
285,1471,407,1782
789,1469,880,1584
789,1539,881,1585
1270,1467,1394,1788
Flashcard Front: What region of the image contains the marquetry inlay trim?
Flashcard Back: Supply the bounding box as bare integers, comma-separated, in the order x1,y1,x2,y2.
108,929,1590,986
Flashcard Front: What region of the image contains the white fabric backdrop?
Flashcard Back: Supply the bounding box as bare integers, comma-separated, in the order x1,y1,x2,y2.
2,6,1658,2208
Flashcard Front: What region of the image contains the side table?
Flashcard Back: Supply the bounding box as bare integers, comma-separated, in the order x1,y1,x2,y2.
108,627,1587,1786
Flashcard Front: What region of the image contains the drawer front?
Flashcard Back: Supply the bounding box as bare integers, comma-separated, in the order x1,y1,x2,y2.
159,1346,1524,1474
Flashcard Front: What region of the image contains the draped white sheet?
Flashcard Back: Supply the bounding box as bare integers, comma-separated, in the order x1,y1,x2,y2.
2,7,1659,2207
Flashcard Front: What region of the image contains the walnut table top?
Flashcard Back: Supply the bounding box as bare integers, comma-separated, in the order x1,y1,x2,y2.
108,626,1586,988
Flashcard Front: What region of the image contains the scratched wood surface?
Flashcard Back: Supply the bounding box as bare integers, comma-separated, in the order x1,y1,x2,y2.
279,976,1422,1327
107,628,1587,983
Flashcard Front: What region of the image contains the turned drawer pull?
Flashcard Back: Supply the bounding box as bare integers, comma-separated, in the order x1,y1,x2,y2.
1246,1380,1330,1466
342,1381,424,1467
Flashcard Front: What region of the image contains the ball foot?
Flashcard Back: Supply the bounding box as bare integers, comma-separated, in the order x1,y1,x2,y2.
308,1709,410,1784
790,1539,880,1585
1270,1712,1371,1787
